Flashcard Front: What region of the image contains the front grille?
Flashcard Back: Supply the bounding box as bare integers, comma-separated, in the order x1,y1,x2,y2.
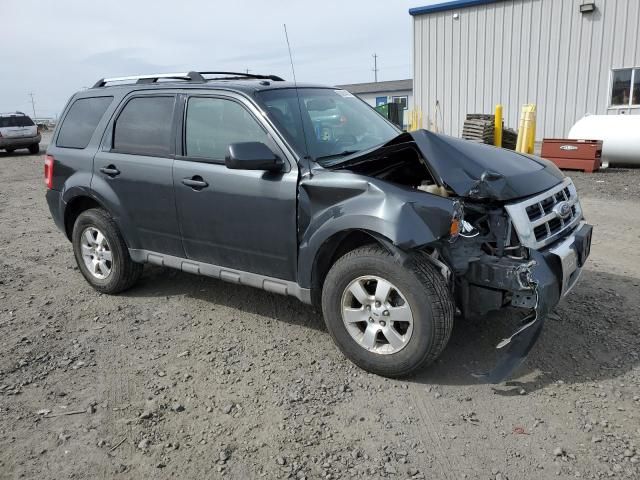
504,178,583,249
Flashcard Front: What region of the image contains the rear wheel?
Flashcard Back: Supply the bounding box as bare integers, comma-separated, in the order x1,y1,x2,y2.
321,245,454,377
72,208,142,294
28,144,39,154
5,148,15,153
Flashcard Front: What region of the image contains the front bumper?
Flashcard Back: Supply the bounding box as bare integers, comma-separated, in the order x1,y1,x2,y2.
0,134,41,149
471,221,592,383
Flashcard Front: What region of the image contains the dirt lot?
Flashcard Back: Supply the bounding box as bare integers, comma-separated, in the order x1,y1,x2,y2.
1,134,638,480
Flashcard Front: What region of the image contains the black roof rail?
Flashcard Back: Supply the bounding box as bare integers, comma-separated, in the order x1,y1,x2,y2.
199,71,285,81
92,71,205,88
91,70,284,88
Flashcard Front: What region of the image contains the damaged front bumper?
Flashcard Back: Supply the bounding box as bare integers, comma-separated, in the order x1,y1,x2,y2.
470,221,593,383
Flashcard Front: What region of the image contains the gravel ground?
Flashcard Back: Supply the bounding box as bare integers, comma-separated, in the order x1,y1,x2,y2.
1,135,638,479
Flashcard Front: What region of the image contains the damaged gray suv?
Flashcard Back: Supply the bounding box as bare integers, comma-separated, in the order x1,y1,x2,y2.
45,71,592,383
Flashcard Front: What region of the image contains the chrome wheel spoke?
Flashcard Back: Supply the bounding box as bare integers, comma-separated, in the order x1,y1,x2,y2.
101,250,112,262
83,230,95,246
382,327,405,350
348,280,370,305
361,325,379,350
374,279,392,304
95,232,106,248
388,304,412,323
81,244,93,257
343,307,366,324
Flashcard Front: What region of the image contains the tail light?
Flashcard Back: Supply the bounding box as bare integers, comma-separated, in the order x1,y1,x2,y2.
44,154,54,189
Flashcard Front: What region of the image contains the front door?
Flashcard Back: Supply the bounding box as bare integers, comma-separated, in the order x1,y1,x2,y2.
173,94,298,281
92,94,184,257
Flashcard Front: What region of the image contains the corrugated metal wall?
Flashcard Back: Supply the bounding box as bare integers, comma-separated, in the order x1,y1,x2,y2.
413,0,640,140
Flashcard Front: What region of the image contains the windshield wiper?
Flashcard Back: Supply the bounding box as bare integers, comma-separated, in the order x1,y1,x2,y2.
315,150,360,163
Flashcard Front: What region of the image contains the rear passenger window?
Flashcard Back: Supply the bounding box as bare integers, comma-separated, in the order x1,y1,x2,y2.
185,97,269,160
113,96,175,157
57,97,113,149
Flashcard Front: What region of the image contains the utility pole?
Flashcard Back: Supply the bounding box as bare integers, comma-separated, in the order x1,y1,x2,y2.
29,93,37,120
372,53,379,83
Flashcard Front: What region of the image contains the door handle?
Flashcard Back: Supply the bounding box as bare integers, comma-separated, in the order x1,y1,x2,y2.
182,176,209,190
100,165,120,177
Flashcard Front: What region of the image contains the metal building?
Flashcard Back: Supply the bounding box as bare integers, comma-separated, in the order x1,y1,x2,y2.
411,0,640,140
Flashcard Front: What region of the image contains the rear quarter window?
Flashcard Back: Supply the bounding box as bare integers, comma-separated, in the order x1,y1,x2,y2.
57,96,113,149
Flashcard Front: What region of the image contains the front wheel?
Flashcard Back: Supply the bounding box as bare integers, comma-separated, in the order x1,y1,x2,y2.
72,208,142,294
321,246,454,377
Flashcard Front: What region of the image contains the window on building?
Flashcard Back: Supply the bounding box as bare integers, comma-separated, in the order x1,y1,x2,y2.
57,97,113,149
392,96,409,110
375,96,388,107
185,97,269,161
611,68,640,107
113,96,175,156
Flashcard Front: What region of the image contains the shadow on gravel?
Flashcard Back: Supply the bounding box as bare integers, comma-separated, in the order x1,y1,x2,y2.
123,266,639,393
0,150,35,158
410,269,640,392
123,266,326,332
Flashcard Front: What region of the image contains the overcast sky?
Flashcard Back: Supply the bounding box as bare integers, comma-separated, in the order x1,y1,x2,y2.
2,0,437,118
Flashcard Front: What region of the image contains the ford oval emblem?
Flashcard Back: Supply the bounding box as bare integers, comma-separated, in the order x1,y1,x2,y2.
554,201,572,219
560,145,578,151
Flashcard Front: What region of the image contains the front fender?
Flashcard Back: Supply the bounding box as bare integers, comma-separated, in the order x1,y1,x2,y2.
297,171,456,288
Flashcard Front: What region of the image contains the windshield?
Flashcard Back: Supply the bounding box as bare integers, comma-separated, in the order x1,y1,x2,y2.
256,88,400,165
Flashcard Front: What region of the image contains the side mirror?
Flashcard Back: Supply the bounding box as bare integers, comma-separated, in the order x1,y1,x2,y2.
225,142,283,171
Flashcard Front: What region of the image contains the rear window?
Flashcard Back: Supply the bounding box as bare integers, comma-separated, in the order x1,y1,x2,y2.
57,96,113,149
0,116,35,127
112,96,175,157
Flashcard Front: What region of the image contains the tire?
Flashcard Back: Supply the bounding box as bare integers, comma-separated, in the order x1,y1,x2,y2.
5,148,15,153
28,144,39,154
321,245,454,377
72,208,142,294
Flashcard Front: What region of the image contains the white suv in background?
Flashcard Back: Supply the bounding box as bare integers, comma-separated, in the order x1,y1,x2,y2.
0,112,41,154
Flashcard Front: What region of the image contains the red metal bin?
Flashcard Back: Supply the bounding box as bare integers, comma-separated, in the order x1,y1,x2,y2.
541,139,602,173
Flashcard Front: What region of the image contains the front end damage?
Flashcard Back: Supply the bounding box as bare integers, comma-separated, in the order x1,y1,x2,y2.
314,130,592,383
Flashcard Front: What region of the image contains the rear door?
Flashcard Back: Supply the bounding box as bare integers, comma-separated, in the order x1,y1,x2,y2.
172,92,298,281
92,93,184,257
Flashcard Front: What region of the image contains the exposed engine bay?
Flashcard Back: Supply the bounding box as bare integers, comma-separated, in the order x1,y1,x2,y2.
317,130,592,383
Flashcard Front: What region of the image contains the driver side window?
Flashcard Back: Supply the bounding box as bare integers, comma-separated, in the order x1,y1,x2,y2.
185,97,269,161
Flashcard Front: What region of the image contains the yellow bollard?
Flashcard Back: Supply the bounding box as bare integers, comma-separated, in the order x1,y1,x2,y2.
494,104,503,148
516,104,536,154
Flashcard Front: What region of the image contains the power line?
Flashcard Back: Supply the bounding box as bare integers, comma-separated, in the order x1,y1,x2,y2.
372,53,379,82
29,93,37,119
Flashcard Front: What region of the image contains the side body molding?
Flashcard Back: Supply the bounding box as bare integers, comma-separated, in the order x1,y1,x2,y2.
129,249,311,304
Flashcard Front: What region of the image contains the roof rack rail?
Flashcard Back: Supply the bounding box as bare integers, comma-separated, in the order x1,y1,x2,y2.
199,71,285,81
92,70,285,88
92,71,205,88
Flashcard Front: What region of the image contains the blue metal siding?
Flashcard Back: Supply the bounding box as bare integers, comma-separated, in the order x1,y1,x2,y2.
409,0,503,16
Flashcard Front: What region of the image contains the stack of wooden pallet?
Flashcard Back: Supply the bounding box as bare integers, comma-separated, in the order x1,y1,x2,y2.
502,128,518,150
461,114,518,150
462,114,494,144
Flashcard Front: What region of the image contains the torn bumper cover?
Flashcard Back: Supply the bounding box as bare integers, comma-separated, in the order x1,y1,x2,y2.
470,222,592,383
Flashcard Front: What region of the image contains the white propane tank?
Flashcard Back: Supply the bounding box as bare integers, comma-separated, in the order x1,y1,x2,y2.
568,114,640,167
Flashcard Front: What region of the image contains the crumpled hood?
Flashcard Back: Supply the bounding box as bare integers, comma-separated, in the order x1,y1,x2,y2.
390,130,565,201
